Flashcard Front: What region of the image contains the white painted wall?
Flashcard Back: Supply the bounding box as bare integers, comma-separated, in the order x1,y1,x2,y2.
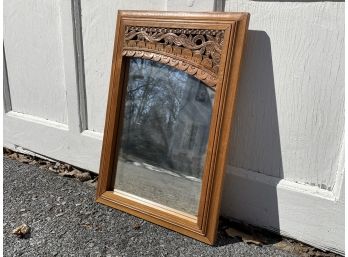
227,0,344,190
81,0,166,133
3,0,344,254
221,0,344,253
4,0,69,124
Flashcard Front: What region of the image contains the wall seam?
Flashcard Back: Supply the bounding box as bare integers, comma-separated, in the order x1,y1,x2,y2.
3,45,12,113
71,0,88,131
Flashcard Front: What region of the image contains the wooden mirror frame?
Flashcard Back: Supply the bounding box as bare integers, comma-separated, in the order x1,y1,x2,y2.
97,10,249,244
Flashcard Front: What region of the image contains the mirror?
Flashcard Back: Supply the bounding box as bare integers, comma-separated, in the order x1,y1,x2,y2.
96,11,250,244
114,58,215,215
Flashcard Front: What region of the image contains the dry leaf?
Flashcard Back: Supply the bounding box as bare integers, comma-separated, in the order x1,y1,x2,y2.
225,227,263,245
133,224,141,230
59,169,81,178
8,153,19,160
63,163,72,171
12,224,31,238
75,172,92,182
85,180,97,188
17,154,32,164
81,223,93,229
58,169,91,182
273,240,296,252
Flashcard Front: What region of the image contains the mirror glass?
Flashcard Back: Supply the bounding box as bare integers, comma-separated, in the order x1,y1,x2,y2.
114,58,215,215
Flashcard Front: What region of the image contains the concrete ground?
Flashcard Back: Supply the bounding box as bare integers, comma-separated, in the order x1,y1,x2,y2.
3,157,299,257
115,159,201,215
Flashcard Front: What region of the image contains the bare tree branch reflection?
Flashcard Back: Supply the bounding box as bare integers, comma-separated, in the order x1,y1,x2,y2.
120,58,214,179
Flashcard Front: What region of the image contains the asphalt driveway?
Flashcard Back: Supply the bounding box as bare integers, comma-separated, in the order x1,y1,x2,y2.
3,157,299,257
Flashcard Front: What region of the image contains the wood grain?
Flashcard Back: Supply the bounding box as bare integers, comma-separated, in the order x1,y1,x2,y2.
97,10,249,245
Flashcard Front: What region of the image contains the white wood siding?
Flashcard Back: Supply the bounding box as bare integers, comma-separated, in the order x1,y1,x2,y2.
81,0,167,133
4,0,69,124
3,0,344,254
222,1,344,253
227,0,344,190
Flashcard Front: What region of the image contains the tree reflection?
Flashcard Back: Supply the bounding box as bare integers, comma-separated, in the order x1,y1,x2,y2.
120,58,214,178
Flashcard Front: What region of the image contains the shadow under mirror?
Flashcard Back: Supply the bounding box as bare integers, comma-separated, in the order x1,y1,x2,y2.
114,58,215,216
220,30,283,246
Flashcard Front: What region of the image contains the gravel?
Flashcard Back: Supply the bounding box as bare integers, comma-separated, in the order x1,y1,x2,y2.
3,158,298,257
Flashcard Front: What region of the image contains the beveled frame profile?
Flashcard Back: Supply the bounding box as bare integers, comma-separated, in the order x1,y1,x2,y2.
97,11,249,244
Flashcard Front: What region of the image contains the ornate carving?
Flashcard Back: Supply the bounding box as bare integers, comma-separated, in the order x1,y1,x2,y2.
122,26,225,88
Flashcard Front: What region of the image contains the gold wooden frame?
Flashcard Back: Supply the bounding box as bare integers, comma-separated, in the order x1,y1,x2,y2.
97,10,249,244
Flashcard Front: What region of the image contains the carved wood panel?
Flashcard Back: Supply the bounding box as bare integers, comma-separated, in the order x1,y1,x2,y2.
122,26,225,88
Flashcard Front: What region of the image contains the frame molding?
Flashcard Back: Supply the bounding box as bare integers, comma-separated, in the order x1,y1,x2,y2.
96,11,249,244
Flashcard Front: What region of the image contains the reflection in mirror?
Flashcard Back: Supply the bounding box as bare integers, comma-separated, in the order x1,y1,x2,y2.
114,58,215,215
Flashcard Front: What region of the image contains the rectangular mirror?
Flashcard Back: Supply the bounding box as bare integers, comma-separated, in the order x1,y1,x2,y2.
97,11,249,244
115,58,215,216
